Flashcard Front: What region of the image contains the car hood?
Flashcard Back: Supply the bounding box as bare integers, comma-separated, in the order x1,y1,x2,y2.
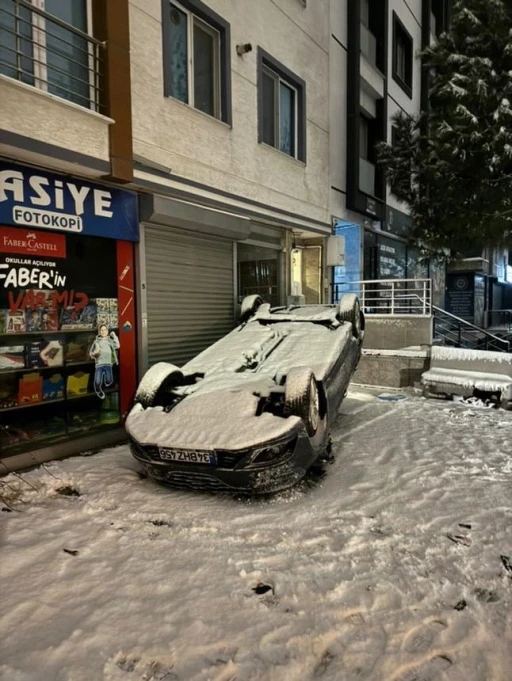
126,389,302,451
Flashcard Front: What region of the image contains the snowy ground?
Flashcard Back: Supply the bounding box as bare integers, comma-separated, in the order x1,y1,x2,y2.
1,389,512,681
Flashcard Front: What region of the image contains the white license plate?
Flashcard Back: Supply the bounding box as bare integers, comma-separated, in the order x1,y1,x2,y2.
159,448,216,465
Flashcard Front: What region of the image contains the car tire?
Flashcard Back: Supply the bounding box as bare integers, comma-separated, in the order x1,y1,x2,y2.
134,362,183,409
240,294,264,323
285,367,320,436
337,294,362,339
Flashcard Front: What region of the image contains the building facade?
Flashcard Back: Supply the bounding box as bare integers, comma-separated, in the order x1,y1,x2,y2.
0,0,332,469
129,0,332,373
330,0,450,306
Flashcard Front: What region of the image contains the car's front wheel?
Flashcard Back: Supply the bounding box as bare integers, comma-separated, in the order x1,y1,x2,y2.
134,362,183,409
285,367,320,436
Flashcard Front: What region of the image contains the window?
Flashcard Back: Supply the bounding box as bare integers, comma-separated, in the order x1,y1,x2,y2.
0,0,101,111
258,48,306,161
359,117,369,159
162,0,231,124
392,12,413,97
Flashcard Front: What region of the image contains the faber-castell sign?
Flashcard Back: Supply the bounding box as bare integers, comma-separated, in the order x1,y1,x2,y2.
0,161,139,242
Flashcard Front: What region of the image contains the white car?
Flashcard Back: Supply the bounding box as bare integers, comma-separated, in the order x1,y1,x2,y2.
126,294,364,494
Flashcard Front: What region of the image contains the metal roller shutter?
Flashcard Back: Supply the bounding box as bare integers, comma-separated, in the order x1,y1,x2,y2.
145,226,234,367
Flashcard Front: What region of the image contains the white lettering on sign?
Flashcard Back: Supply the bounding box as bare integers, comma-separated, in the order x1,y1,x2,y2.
12,206,82,232
0,169,114,220
0,264,67,289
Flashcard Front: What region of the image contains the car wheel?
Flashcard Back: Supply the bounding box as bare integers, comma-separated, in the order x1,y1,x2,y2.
134,362,183,409
240,294,264,323
337,294,362,339
285,367,320,436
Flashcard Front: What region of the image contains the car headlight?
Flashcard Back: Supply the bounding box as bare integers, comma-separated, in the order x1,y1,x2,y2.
246,438,296,468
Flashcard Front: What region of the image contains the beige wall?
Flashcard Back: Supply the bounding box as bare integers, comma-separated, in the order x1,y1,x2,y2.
129,0,330,226
0,75,111,172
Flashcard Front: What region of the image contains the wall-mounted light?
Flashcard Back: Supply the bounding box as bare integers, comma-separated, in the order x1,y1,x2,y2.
236,43,253,56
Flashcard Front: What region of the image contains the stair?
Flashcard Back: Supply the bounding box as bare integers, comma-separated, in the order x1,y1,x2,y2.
433,307,510,353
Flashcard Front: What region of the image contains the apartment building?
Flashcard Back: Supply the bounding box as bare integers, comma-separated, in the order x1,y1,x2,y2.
330,0,450,307
130,0,331,372
0,0,331,468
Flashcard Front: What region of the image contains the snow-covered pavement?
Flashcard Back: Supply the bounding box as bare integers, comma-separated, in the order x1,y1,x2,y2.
1,390,512,681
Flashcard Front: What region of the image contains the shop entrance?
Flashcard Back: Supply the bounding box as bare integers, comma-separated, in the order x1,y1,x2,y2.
237,243,281,307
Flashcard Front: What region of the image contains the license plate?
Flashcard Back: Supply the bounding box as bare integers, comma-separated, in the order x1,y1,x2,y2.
159,448,216,465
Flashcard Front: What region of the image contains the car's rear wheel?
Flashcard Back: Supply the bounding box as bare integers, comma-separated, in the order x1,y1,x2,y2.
134,362,183,409
285,367,320,436
240,294,264,323
337,294,362,339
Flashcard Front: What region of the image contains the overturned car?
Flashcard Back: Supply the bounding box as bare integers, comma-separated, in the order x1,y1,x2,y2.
126,294,364,494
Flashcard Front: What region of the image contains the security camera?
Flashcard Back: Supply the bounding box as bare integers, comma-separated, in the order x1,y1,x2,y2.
236,43,253,56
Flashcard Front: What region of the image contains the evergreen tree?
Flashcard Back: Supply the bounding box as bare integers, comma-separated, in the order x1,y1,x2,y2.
377,0,512,254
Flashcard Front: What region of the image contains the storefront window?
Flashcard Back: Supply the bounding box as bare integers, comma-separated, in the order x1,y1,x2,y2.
0,232,122,457
237,243,280,307
0,160,138,462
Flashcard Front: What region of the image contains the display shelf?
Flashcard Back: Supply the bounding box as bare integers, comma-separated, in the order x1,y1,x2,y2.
1,329,98,337
0,421,121,457
0,398,65,413
0,388,118,413
0,361,96,375
1,365,65,375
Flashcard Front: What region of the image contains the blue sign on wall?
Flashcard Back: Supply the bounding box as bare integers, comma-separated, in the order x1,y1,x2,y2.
333,220,361,300
0,161,139,242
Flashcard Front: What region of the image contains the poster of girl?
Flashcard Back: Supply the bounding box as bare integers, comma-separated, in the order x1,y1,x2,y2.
89,324,120,399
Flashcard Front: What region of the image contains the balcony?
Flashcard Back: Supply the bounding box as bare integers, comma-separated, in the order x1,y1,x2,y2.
360,23,377,65
0,0,112,173
359,157,376,196
0,0,105,112
359,23,384,100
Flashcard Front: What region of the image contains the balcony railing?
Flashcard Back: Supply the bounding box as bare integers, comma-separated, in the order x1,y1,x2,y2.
359,157,376,196
360,23,377,65
0,0,105,112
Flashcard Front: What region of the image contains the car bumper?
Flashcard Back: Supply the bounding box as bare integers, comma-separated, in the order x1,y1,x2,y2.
129,432,319,494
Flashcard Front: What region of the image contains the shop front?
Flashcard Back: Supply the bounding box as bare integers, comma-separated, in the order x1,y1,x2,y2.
0,161,138,470
138,194,285,373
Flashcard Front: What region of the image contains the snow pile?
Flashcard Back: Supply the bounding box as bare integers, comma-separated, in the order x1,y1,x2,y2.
2,392,512,680
431,345,512,366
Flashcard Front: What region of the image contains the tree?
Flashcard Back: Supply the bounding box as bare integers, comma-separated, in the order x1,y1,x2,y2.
377,0,512,255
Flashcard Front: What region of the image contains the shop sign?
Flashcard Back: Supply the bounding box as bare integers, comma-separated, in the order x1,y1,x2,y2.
377,236,406,279
0,226,66,258
0,161,139,242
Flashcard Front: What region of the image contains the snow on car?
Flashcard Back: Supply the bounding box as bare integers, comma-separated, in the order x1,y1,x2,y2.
126,294,364,493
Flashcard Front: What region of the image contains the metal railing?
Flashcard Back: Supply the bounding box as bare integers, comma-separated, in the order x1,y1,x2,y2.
0,0,105,112
487,309,512,330
433,306,510,353
332,279,432,316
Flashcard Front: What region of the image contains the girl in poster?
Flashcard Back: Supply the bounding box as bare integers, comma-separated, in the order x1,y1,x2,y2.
89,324,120,399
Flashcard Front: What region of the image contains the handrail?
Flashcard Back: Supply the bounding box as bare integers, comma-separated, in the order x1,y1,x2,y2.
396,293,510,352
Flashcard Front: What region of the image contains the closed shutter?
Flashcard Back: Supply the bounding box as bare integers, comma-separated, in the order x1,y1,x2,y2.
145,226,234,367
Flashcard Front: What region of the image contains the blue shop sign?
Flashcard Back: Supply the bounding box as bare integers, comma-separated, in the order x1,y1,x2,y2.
0,161,139,242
